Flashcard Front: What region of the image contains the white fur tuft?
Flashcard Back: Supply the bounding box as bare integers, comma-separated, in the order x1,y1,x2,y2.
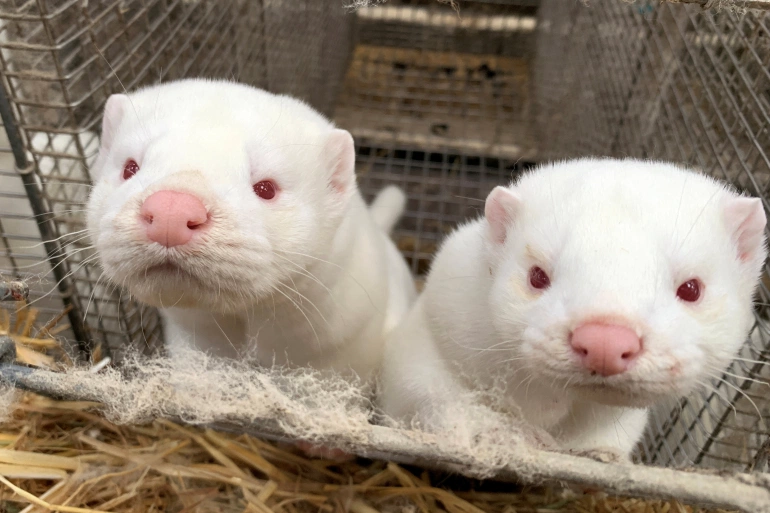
0,385,18,423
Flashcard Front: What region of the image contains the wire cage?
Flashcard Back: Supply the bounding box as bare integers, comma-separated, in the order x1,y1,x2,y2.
1,0,770,489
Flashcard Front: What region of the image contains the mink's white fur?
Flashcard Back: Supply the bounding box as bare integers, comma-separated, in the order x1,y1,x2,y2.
86,78,416,383
378,158,768,458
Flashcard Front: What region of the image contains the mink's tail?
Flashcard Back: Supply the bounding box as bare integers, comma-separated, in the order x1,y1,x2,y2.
369,185,406,234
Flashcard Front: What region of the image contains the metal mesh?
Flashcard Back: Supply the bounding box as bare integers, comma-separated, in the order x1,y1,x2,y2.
0,113,78,347
354,140,533,288
337,1,537,160
2,0,770,475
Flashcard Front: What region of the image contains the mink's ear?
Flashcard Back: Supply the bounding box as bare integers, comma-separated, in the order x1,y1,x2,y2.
100,94,130,152
90,94,130,182
324,129,357,198
485,186,521,245
724,196,767,263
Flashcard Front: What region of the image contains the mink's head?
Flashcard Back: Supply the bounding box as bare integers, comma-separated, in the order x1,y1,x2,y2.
86,79,358,313
482,158,767,407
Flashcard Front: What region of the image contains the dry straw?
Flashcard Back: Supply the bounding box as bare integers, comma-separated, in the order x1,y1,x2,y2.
0,300,767,513
0,392,745,513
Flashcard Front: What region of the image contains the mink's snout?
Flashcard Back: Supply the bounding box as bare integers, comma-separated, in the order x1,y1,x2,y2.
569,323,642,377
140,190,209,248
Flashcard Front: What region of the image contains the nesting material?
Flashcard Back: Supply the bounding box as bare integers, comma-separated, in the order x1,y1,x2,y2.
5,348,770,512
0,299,75,424
2,307,770,513
0,279,29,302
0,300,71,372
0,396,745,513
0,385,17,423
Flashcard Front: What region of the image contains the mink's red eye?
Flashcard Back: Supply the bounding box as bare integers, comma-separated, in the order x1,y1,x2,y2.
122,159,139,180
676,279,701,302
529,266,550,290
253,180,277,200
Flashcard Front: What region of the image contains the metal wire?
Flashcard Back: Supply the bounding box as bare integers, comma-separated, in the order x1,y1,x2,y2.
355,140,534,282
339,1,537,161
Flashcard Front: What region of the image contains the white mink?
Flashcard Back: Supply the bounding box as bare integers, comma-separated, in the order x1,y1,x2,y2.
86,78,417,384
378,158,767,458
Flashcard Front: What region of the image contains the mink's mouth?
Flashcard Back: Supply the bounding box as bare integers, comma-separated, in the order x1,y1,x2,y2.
137,260,203,287
144,261,185,275
122,260,210,309
570,382,663,408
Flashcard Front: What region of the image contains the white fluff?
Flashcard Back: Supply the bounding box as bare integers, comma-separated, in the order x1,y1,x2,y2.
379,158,768,458
86,78,417,383
0,385,18,423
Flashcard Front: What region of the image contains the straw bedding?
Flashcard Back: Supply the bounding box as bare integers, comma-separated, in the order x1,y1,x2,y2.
0,395,742,513
0,300,749,512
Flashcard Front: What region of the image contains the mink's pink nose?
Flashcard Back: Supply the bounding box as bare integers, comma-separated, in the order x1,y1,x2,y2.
140,190,208,248
570,323,641,377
